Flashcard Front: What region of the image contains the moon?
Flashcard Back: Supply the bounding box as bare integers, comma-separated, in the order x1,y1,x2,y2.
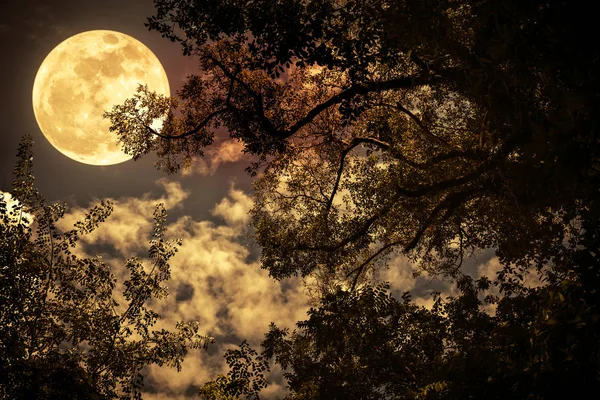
32,30,170,165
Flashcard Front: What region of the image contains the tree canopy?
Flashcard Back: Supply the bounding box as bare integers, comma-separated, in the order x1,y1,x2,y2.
201,277,600,399
0,137,212,399
106,0,600,289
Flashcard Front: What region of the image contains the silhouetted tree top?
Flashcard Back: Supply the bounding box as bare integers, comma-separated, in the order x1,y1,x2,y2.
200,278,600,400
106,0,599,284
0,137,212,399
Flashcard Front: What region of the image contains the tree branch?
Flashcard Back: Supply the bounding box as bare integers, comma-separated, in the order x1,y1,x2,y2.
300,134,519,253
143,61,241,140
276,191,328,206
283,74,435,139
379,102,451,148
206,55,282,138
347,240,403,291
390,148,483,171
326,137,391,215
403,187,483,253
144,108,229,139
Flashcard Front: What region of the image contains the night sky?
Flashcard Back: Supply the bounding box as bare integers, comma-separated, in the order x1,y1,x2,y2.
0,0,253,212
0,1,505,398
0,1,276,397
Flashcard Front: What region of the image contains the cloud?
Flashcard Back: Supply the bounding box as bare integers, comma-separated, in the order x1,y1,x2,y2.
379,254,417,293
371,252,458,309
58,178,189,255
0,23,10,34
56,179,307,398
182,140,246,176
405,253,544,315
478,255,543,289
54,178,539,397
211,186,253,227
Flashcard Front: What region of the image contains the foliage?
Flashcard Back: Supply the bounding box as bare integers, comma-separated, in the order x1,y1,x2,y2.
261,284,444,399
100,1,600,398
198,340,269,400
210,277,600,400
105,0,600,288
0,136,213,399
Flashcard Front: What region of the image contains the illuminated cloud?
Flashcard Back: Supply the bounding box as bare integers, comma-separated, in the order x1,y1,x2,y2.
477,255,543,291
182,139,246,176
52,178,517,397
56,179,307,398
58,178,188,255
379,254,417,293
211,186,254,227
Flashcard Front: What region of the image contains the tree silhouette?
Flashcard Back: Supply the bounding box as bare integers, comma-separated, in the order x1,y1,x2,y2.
0,136,212,399
101,1,600,398
199,340,269,400
106,0,599,287
202,277,600,399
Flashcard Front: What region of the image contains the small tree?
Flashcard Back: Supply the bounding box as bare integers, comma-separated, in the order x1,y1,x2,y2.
0,136,212,399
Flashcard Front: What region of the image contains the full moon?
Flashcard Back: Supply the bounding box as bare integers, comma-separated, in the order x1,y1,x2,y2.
32,30,170,165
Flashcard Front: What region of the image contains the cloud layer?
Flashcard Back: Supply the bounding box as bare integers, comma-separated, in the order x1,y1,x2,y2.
28,177,518,398
55,179,307,398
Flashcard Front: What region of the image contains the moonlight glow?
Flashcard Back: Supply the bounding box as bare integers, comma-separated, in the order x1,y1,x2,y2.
32,30,170,165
